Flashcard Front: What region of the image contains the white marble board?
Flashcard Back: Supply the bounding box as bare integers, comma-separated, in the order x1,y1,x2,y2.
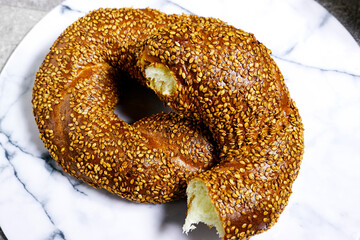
0,0,360,239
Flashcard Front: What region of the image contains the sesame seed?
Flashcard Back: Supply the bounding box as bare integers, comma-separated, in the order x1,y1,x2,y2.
32,7,304,240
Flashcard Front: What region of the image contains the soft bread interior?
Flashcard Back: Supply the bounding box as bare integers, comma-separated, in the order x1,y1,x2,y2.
183,179,225,238
145,64,176,96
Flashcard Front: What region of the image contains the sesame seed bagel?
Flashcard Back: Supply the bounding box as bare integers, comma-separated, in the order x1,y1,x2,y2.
32,7,305,239
138,20,304,239
32,8,218,203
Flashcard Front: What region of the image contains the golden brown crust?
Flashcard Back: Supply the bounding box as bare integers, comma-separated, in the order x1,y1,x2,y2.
32,7,304,239
138,20,304,239
32,8,217,203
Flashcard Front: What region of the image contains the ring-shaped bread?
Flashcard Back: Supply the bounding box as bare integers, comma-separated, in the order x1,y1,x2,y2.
33,8,304,240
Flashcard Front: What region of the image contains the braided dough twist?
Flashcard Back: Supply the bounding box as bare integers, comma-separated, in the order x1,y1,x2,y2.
32,8,304,240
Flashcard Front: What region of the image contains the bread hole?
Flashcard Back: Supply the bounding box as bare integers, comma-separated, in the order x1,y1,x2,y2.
183,179,225,238
115,72,171,124
145,64,177,96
